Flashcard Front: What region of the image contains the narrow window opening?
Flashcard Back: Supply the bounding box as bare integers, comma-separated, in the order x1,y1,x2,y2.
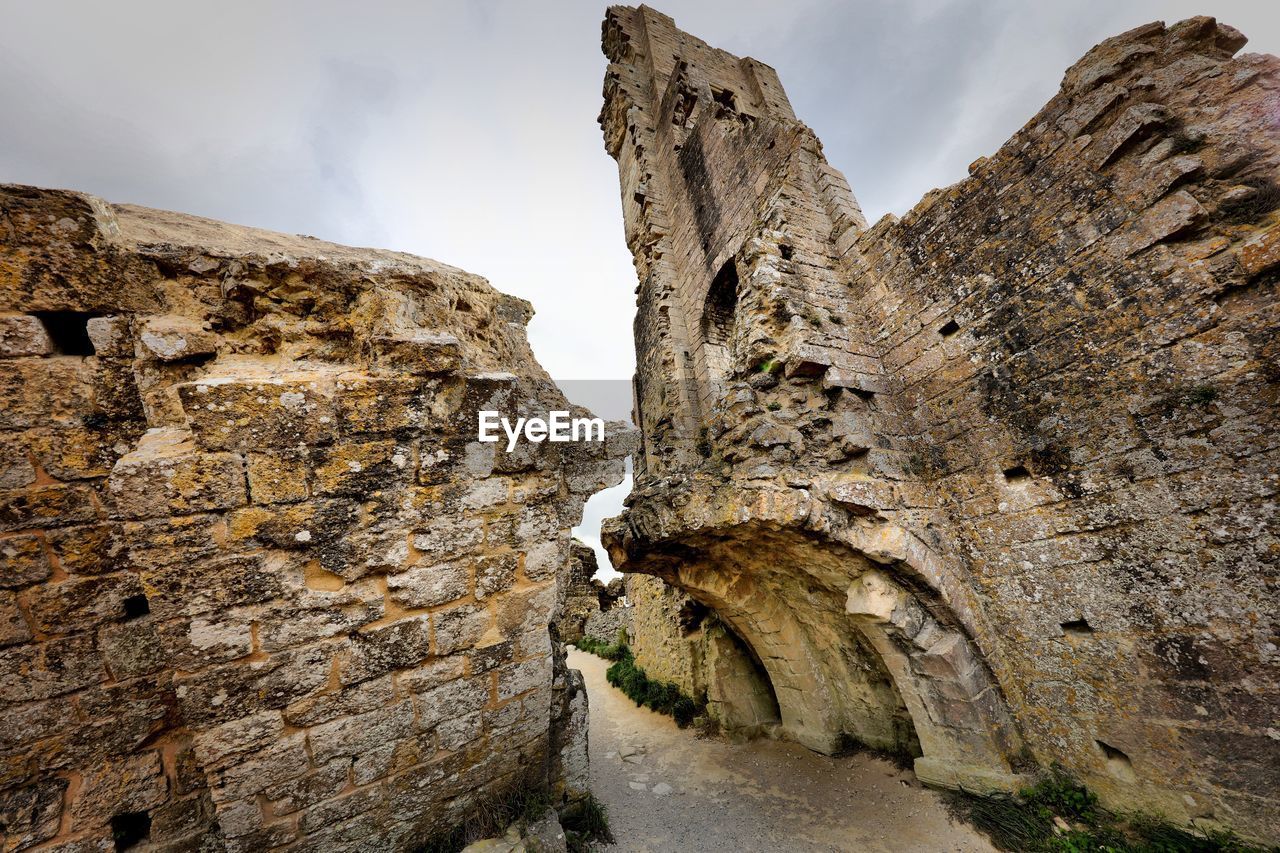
779,244,794,260
35,311,96,356
122,594,150,621
712,87,737,118
1003,465,1032,484
938,319,960,337
1061,617,1093,637
677,599,709,634
111,812,151,851
701,259,738,350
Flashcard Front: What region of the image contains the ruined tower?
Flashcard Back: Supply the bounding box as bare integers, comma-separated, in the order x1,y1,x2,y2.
601,5,1279,842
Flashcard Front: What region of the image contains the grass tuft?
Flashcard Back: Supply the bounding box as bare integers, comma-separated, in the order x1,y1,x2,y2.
943,770,1274,853
574,629,630,662
578,633,703,728
412,771,552,853
414,775,616,853
1218,177,1280,224
561,793,614,852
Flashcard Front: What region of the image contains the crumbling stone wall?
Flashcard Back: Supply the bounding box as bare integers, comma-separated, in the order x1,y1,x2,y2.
556,541,628,646
0,186,629,852
623,574,702,697
581,584,629,646
600,6,1278,843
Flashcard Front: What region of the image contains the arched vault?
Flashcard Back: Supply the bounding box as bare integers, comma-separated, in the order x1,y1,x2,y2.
605,482,1031,793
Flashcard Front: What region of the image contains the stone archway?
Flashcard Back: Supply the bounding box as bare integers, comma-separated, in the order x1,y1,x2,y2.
844,569,1027,791
605,489,1031,793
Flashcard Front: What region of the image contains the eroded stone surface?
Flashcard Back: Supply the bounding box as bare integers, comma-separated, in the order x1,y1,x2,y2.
557,540,630,645
0,186,631,851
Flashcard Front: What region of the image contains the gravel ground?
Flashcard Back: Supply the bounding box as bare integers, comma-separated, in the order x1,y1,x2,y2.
569,648,996,853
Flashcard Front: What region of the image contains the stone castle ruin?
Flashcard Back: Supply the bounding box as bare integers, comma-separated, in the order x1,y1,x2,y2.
0,4,1277,851
599,4,1278,844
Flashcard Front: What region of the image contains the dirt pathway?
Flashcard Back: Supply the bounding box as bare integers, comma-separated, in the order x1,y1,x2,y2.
569,648,996,853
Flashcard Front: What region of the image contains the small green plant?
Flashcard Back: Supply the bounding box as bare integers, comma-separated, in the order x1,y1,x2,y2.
574,629,630,662
943,770,1273,853
1160,383,1219,414
756,357,781,374
766,401,782,411
602,646,703,727
561,793,613,852
1186,385,1218,406
1022,773,1100,823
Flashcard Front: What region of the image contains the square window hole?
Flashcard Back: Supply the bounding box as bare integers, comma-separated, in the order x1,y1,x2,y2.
938,319,960,337
111,811,151,851
1061,618,1093,637
1003,465,1031,484
780,244,794,260
122,594,150,621
34,311,97,356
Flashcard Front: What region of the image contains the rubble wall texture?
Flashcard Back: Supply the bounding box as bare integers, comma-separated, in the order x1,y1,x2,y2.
623,574,703,697
557,541,629,646
0,186,629,852
600,6,1278,842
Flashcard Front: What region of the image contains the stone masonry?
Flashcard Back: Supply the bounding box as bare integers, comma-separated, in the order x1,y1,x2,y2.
0,187,631,852
557,541,629,647
600,6,1279,843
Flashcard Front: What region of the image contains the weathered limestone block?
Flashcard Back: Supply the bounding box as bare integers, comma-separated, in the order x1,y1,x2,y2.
0,483,98,531
22,572,146,635
0,535,51,588
387,561,470,609
334,375,443,436
178,374,339,450
0,314,51,357
139,314,218,362
245,449,310,504
0,776,66,850
68,751,168,830
85,315,131,357
0,633,103,702
44,524,129,576
371,331,464,375
0,358,96,430
0,592,31,647
108,427,246,519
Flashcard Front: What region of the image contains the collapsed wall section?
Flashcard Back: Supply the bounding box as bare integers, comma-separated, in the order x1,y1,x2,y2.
0,186,631,852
